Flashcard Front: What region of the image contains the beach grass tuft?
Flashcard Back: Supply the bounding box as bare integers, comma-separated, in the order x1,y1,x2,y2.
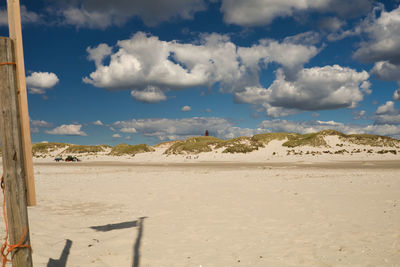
109,144,155,156
164,136,223,154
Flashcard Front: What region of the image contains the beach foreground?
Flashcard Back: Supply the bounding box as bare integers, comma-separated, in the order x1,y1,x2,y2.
1,161,399,266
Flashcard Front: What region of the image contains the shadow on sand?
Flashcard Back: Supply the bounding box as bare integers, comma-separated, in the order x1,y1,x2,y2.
47,239,72,267
89,217,147,267
132,217,147,267
90,220,139,232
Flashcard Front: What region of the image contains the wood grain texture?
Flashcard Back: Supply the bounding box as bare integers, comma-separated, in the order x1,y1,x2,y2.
0,37,33,267
7,0,36,206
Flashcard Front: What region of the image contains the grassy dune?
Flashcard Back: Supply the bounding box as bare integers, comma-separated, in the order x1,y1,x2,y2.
164,136,223,154
64,145,110,154
2,130,399,158
32,142,68,155
109,144,155,156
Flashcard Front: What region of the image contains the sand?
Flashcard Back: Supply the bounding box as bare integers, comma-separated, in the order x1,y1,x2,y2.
1,159,399,266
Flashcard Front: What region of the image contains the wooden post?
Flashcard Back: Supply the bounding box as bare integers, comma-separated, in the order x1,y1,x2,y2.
0,37,33,267
7,0,36,206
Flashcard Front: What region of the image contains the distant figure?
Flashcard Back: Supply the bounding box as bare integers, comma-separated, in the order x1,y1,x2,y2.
205,130,209,136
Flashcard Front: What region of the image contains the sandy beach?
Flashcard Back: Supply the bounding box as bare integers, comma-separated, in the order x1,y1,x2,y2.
1,159,399,266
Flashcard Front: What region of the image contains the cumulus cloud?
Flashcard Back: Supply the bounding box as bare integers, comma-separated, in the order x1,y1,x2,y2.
353,5,400,64
235,65,370,117
112,133,121,138
87,44,112,67
45,124,87,136
114,117,264,140
131,86,167,103
181,105,191,112
84,32,319,101
26,72,59,95
373,101,400,125
59,0,206,29
220,0,373,27
93,120,104,126
371,61,400,81
376,101,396,115
258,119,400,138
120,127,137,133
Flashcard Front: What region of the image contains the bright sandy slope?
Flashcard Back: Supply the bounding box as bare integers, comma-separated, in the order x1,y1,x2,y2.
0,135,399,266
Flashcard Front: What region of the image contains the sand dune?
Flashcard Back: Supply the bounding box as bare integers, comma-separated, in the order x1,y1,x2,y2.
0,131,400,266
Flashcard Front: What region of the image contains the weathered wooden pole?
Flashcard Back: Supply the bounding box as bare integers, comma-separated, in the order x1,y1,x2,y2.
0,37,33,267
7,0,36,206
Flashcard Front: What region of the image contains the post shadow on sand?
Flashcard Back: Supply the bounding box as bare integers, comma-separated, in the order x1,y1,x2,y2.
89,217,147,267
90,220,139,232
132,217,147,267
47,239,72,267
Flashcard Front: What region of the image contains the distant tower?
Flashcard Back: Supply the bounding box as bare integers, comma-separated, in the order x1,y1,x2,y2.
205,130,209,136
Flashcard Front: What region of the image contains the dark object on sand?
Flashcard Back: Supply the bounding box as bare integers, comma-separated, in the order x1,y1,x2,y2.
54,157,63,162
65,155,81,162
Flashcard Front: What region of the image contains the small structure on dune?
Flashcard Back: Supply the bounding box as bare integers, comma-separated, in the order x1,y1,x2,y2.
205,130,209,136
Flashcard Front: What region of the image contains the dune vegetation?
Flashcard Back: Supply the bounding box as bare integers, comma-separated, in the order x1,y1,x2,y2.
64,145,110,154
32,142,68,155
341,134,400,147
164,136,223,154
109,144,155,156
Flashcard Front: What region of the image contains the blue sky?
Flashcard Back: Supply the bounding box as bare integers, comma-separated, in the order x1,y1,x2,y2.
1,0,400,145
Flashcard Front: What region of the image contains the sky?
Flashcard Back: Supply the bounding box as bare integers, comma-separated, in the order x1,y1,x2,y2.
1,0,400,146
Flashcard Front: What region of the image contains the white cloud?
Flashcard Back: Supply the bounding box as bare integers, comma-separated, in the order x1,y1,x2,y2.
376,101,396,115
114,117,264,140
0,6,41,27
353,5,400,64
45,124,87,136
394,89,400,101
26,72,59,95
120,127,137,133
131,86,167,103
87,44,112,67
181,105,191,112
371,61,400,81
93,120,104,126
112,133,122,138
30,119,52,128
258,119,400,138
235,65,370,117
84,32,319,97
319,17,346,32
60,0,206,29
373,101,400,125
220,0,373,27
30,119,52,133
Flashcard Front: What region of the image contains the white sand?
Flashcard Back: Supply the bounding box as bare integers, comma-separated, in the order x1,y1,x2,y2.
1,136,400,266
0,159,399,266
